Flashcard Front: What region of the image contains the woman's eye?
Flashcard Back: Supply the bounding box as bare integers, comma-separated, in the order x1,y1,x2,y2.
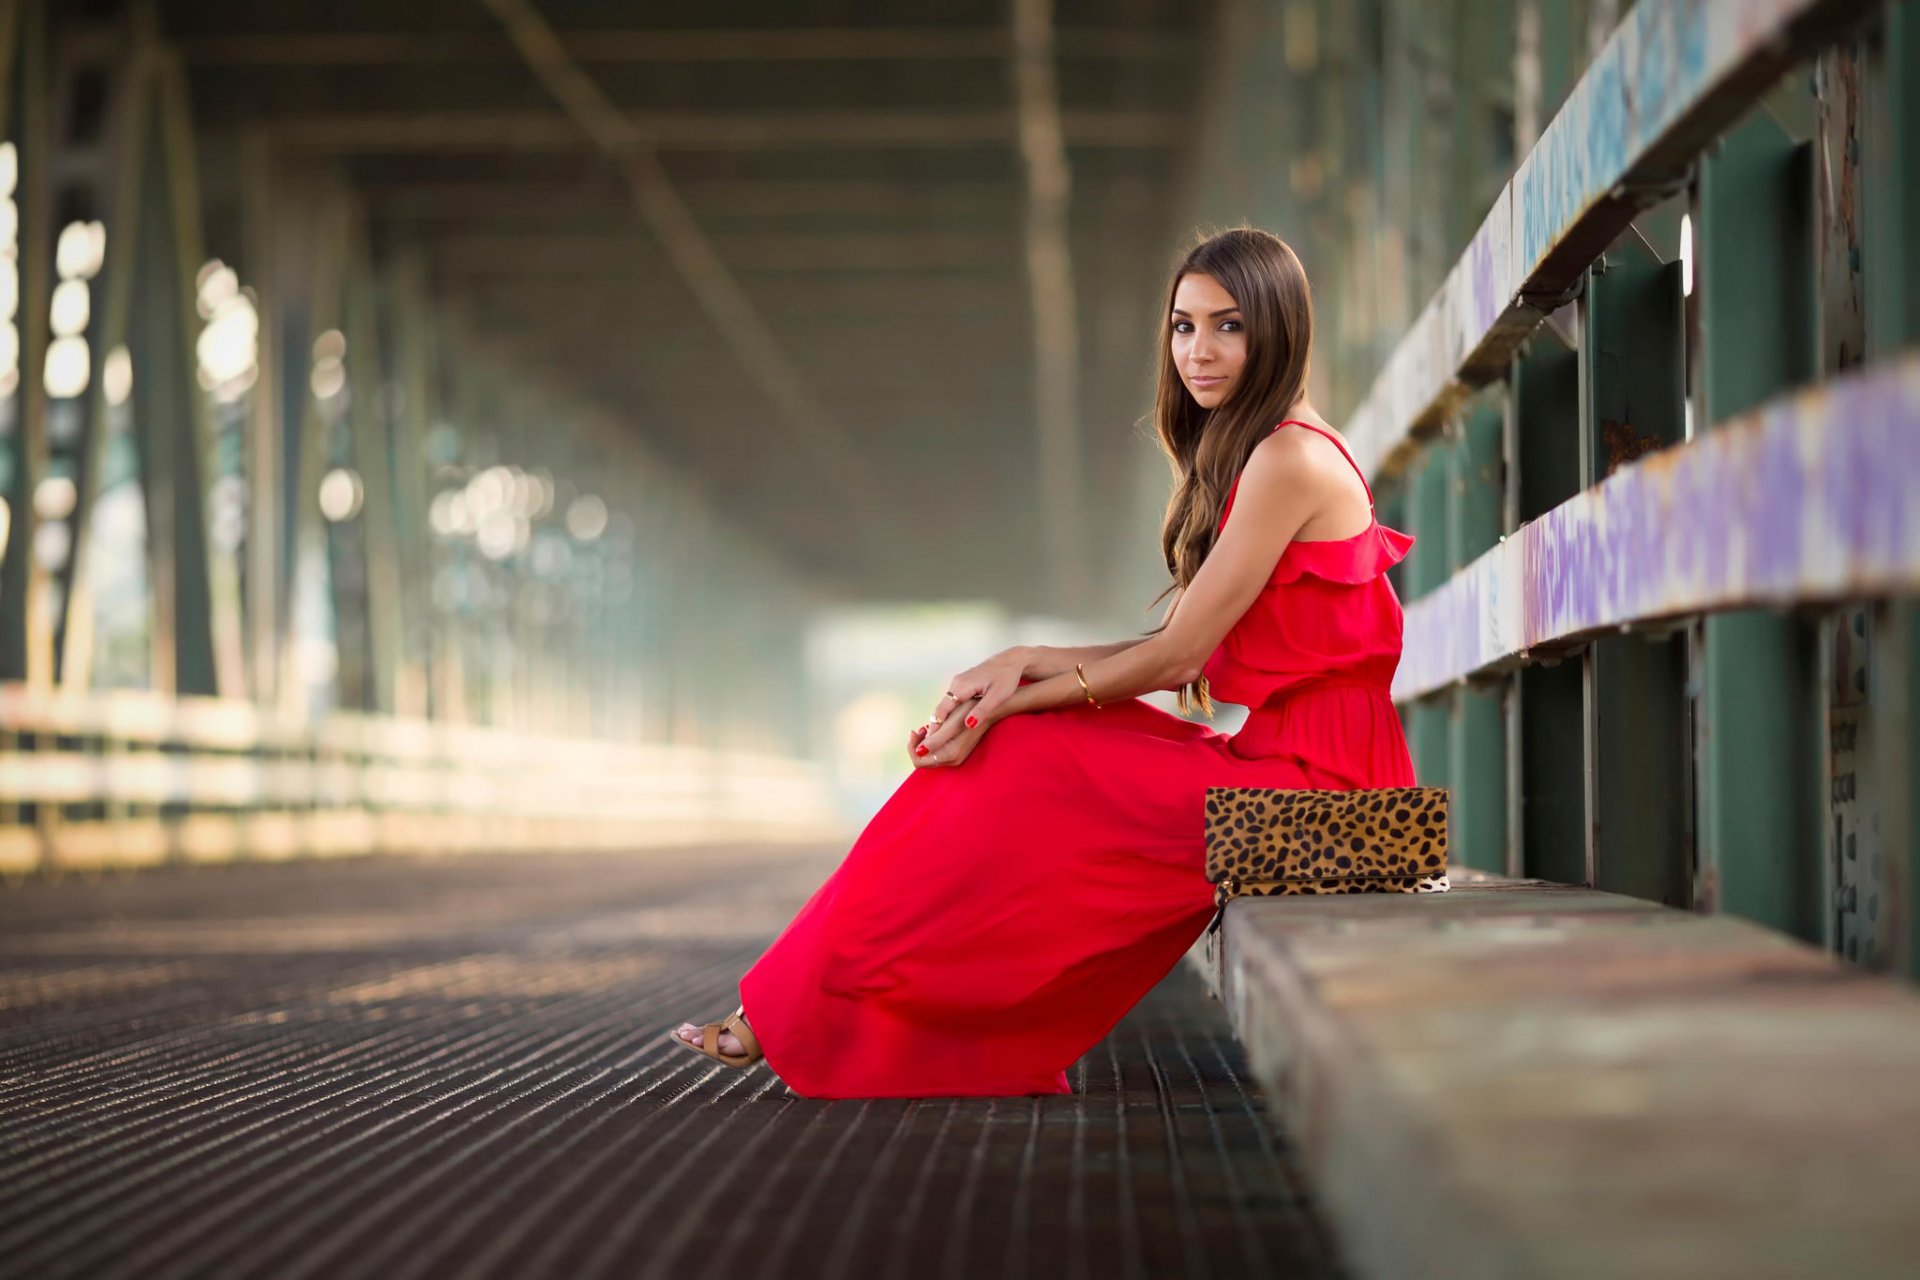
1172,320,1192,333
1219,320,1242,332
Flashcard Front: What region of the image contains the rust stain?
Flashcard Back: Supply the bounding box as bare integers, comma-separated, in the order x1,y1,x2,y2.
1601,417,1667,474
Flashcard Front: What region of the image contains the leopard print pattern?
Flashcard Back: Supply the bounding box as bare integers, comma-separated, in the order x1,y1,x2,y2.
1239,872,1448,896
1203,786,1451,901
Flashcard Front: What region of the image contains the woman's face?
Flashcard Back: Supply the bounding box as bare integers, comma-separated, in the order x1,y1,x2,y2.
1170,272,1247,410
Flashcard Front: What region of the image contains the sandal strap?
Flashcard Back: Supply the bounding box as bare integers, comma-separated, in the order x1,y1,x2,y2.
722,1010,761,1060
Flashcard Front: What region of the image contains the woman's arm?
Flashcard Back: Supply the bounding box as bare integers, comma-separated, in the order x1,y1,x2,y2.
1017,636,1150,680
992,432,1332,719
1013,582,1186,680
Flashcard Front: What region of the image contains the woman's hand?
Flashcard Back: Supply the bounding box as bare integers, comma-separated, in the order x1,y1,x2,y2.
907,696,988,768
922,649,1026,737
904,648,1028,769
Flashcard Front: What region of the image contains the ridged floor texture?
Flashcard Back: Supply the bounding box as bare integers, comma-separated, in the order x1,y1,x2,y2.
0,846,1344,1280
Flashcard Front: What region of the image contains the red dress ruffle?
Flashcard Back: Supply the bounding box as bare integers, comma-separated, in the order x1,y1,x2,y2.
737,420,1419,1097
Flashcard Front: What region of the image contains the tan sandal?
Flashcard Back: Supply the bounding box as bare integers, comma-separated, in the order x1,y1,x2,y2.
666,1005,763,1069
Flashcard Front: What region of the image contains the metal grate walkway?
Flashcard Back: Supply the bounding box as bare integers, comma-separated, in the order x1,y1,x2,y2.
0,847,1344,1279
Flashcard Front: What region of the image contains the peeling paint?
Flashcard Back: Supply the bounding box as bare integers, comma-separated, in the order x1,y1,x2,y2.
1395,355,1920,701
1347,0,1874,483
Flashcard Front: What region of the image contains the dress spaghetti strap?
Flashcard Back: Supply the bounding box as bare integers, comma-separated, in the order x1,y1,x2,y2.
1274,418,1374,508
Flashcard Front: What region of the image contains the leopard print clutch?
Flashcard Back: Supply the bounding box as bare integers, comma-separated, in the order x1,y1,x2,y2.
1202,786,1451,935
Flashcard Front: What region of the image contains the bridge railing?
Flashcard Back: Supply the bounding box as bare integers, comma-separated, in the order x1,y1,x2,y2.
1181,9,1920,1265
1337,0,1919,976
0,682,843,874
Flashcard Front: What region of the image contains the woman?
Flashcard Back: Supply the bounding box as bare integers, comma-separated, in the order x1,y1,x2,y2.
669,226,1418,1097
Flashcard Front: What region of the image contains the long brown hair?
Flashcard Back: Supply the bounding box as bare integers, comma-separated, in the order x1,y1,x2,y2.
1143,226,1315,716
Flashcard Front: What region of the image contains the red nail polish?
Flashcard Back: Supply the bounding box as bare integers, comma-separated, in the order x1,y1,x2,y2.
965,715,977,728
915,745,928,755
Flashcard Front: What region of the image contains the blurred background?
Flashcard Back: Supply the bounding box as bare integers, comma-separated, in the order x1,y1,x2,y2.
0,0,1565,833
2,0,1916,989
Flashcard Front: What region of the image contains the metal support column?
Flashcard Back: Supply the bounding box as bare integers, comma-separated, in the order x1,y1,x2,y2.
1859,1,1920,974
0,0,36,682
1812,36,1886,966
1447,393,1507,873
1513,333,1584,885
1580,236,1691,906
1695,108,1823,941
1404,443,1452,794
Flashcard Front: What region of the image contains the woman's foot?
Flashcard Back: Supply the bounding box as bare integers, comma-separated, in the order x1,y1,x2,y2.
670,1018,749,1057
666,1006,762,1067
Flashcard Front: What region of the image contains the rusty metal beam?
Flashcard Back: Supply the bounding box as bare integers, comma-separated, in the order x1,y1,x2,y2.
240,124,278,709
465,332,1035,383
177,26,1194,66
3,0,53,689
365,178,1019,221
363,176,1165,226
432,275,1017,315
418,229,1021,275
267,108,1180,153
475,0,903,549
1012,0,1088,615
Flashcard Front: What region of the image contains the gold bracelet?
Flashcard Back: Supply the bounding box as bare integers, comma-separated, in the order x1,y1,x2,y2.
1074,662,1103,709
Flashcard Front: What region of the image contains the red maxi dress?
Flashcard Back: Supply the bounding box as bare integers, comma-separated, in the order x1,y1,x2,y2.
737,420,1417,1098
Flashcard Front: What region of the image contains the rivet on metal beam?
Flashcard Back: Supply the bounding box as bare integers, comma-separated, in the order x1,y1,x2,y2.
1512,275,1586,311
1605,169,1694,206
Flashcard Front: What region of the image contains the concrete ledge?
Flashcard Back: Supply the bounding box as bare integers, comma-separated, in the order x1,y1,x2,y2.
1186,871,1920,1279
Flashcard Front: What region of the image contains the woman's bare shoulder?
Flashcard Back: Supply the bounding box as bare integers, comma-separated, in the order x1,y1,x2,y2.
1243,422,1348,490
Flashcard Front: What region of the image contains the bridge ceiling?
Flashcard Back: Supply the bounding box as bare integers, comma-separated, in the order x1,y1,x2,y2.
158,0,1216,611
